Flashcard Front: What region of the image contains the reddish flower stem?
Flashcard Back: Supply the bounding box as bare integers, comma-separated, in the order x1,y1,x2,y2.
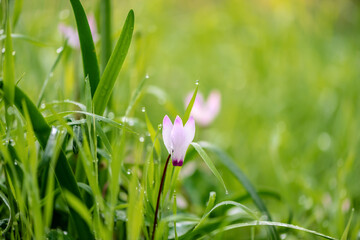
151,154,171,240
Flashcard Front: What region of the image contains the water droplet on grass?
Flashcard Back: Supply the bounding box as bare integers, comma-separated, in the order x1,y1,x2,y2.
139,136,145,142
141,107,146,112
195,80,199,85
145,74,150,79
158,124,162,130
12,51,16,56
2,48,5,53
56,47,64,54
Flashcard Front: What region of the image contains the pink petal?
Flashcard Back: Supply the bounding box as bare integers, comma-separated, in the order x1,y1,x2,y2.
170,116,195,166
184,116,195,144
162,115,173,154
206,90,221,118
58,24,80,49
87,15,99,42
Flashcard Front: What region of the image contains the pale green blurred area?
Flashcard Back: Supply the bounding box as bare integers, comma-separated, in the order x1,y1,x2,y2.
11,0,360,237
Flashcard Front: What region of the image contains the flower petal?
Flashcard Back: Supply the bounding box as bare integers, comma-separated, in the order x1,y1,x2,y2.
184,116,195,144
170,116,195,166
162,115,173,154
206,90,221,118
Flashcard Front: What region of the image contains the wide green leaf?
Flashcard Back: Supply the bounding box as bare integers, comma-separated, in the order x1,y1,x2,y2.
93,10,135,115
69,0,100,96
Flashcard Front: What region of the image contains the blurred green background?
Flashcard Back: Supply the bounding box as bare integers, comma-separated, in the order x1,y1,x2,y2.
9,0,360,238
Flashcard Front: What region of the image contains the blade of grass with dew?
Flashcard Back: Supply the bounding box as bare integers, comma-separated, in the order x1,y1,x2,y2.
3,12,15,106
69,0,100,96
43,128,64,230
199,141,280,240
201,221,336,240
93,10,134,115
0,190,12,235
0,33,53,47
341,209,354,240
22,100,44,239
12,0,23,29
0,82,94,239
190,142,227,193
124,74,148,117
193,201,256,231
183,82,198,123
145,111,161,157
37,41,67,107
100,0,111,73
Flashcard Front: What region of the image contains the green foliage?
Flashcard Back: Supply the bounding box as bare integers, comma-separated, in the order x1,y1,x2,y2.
0,0,359,239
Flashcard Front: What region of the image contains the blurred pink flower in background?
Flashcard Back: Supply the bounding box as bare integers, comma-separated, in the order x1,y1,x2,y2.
185,90,221,127
58,15,99,49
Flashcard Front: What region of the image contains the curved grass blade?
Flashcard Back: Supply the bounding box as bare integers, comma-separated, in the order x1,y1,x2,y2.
341,209,354,240
37,41,67,107
0,190,12,235
12,0,23,28
63,191,93,230
93,10,134,115
0,81,94,239
199,141,280,240
69,0,100,96
203,221,335,240
183,82,198,123
190,142,227,193
194,201,256,230
0,33,53,47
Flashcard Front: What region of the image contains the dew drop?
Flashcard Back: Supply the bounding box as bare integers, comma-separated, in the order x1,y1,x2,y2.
12,51,16,56
127,170,131,175
56,47,64,54
128,120,135,126
63,232,68,236
158,124,162,130
0,29,4,35
141,107,146,113
108,112,115,119
225,190,229,195
49,72,54,78
2,48,5,53
145,74,150,79
40,103,46,109
14,161,18,165
195,80,199,85
139,136,145,142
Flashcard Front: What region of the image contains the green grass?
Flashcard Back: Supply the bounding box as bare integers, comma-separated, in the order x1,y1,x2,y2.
1,0,360,239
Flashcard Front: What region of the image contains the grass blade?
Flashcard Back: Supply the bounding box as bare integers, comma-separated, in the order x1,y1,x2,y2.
190,142,227,193
199,141,280,240
0,190,12,235
37,41,67,107
183,82,198,123
3,13,15,105
0,81,94,239
69,0,100,96
205,221,335,240
93,10,135,115
12,0,23,28
100,0,112,73
341,209,354,240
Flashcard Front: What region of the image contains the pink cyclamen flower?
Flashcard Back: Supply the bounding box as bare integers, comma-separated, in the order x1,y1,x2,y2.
185,90,221,127
58,15,99,49
162,115,195,167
